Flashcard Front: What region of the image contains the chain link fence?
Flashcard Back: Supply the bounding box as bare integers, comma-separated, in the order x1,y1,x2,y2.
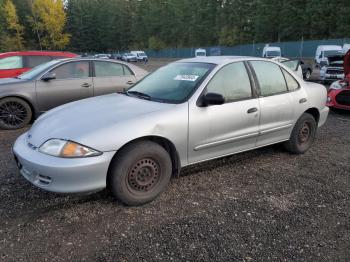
145,38,350,58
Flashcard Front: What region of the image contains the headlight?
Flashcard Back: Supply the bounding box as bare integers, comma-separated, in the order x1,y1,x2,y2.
329,81,343,90
39,139,102,158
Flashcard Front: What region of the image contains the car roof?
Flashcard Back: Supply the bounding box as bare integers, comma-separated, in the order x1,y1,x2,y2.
0,51,77,58
265,47,281,50
317,45,342,50
177,56,266,65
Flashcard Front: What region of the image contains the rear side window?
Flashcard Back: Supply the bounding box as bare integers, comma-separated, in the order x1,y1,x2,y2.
250,61,287,96
94,61,124,77
206,62,252,102
282,68,299,91
51,61,90,79
0,56,23,69
26,56,52,68
123,65,133,75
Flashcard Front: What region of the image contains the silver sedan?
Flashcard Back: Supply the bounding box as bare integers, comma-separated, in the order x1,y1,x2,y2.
0,58,148,129
13,56,329,206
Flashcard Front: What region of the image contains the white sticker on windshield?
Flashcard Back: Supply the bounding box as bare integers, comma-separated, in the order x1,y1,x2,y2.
174,75,199,81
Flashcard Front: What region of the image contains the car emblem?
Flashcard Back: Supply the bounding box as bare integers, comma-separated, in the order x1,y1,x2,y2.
27,134,32,139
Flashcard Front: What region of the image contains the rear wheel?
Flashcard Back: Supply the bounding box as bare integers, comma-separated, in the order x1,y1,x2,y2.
109,140,172,206
284,113,317,154
0,97,32,130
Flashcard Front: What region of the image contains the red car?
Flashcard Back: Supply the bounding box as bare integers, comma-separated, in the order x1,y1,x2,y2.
327,49,350,110
0,51,77,78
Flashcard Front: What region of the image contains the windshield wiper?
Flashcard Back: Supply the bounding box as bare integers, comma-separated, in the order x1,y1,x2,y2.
127,90,151,100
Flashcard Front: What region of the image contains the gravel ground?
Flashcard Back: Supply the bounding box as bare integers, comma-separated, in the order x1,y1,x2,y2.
0,59,349,262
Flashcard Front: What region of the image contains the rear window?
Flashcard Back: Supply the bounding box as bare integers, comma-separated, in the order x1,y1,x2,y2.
0,56,23,70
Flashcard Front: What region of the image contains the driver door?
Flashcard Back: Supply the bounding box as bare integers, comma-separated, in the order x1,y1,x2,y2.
35,61,93,113
188,62,260,164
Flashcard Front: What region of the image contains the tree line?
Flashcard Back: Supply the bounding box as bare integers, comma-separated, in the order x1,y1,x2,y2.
0,0,349,53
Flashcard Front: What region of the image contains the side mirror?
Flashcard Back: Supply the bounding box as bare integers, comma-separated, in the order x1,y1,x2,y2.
199,92,225,107
41,72,56,81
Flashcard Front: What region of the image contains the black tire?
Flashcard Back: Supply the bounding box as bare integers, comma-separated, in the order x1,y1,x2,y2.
0,97,32,130
284,113,317,154
109,140,172,206
304,69,312,80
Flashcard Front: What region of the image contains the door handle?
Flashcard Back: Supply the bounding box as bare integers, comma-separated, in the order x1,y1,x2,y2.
299,98,307,104
247,107,258,114
126,80,134,85
81,83,92,88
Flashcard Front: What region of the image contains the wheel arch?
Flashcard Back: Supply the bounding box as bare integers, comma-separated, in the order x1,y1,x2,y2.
304,107,320,123
0,95,36,123
107,135,181,184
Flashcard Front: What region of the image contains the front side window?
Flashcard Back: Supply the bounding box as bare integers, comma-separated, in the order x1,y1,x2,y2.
26,56,52,68
51,61,89,79
94,61,124,77
250,61,288,96
0,56,23,70
128,62,214,103
206,62,252,102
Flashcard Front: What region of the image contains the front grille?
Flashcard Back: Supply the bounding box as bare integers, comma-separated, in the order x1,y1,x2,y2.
38,174,52,185
326,69,343,74
335,90,350,106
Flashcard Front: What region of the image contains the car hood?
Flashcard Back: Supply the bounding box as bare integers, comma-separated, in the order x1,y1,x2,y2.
344,49,350,75
27,93,176,148
0,77,28,85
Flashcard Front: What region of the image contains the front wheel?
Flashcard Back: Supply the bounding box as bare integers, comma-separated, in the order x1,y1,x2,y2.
0,97,32,130
284,113,317,154
304,69,312,80
108,141,172,206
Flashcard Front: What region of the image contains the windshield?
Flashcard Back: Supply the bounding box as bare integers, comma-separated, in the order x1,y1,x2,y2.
329,61,343,66
18,60,59,79
196,52,206,56
324,50,342,57
127,62,215,103
138,52,146,56
266,51,281,57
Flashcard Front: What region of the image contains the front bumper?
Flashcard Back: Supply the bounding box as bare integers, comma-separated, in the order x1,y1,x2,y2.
13,133,116,193
327,89,350,110
320,73,344,81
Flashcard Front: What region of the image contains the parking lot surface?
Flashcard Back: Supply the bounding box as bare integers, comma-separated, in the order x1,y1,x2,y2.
0,59,349,261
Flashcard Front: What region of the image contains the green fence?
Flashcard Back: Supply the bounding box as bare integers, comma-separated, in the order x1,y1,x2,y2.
145,38,350,58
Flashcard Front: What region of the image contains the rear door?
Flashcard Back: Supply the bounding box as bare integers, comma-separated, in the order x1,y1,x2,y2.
0,56,25,78
249,60,295,146
35,61,93,112
188,61,260,164
92,61,137,96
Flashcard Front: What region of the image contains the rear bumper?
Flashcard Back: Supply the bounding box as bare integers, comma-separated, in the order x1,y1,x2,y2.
13,133,116,193
318,106,329,127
